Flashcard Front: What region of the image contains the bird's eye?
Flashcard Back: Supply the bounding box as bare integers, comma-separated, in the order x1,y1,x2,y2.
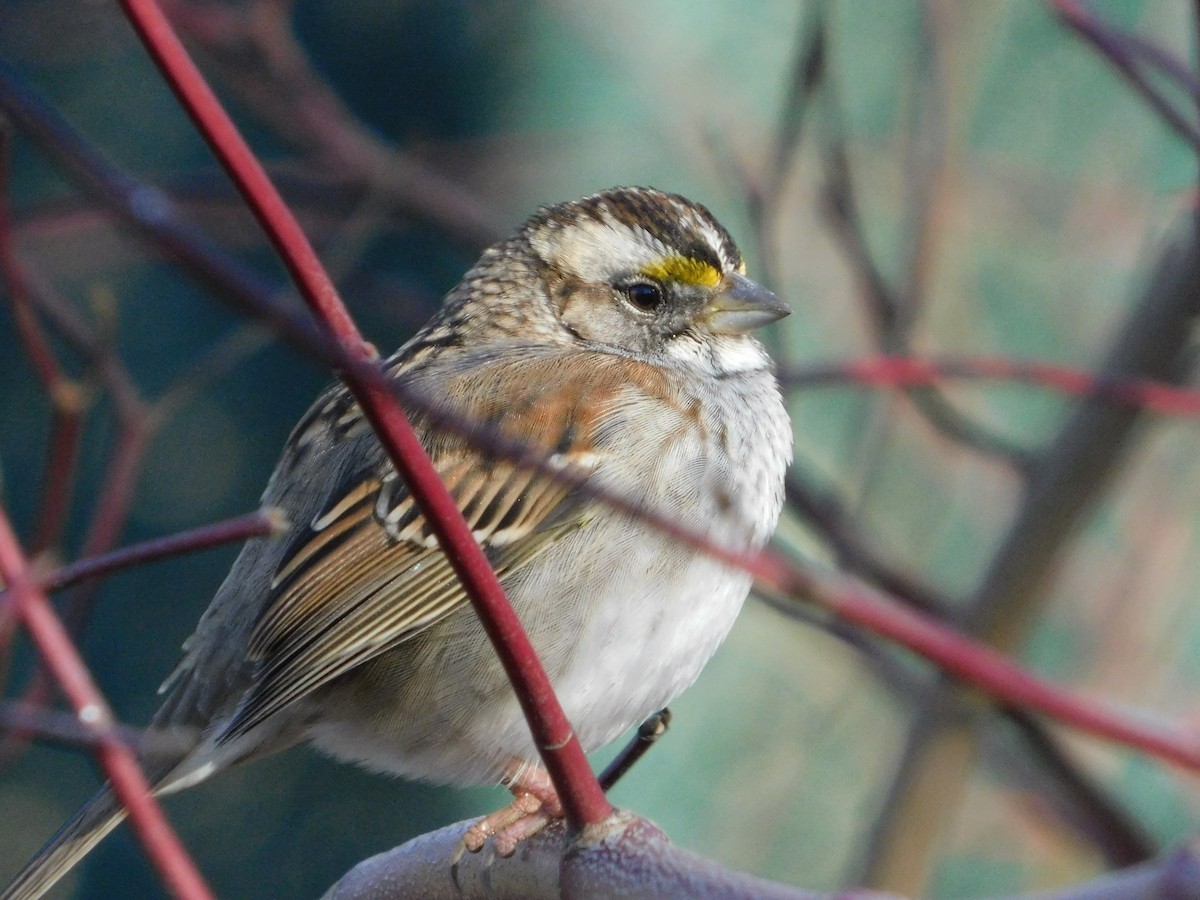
623,282,664,312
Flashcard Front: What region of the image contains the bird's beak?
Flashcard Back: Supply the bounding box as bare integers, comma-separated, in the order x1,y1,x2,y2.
701,273,790,335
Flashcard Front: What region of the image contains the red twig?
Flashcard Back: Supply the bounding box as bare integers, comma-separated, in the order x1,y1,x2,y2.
781,354,1200,418
29,404,88,557
0,128,88,556
747,554,1200,770
819,578,1200,770
0,130,61,393
116,0,611,831
381,398,1200,772
0,508,214,900
43,508,283,594
61,411,153,633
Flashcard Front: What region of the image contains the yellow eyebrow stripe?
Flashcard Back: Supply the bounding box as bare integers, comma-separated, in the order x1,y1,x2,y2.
640,255,722,288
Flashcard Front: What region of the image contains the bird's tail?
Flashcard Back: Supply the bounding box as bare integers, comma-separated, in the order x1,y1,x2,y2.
1,783,130,900
0,741,207,900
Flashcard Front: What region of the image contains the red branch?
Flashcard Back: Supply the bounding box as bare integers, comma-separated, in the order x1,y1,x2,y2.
0,508,214,900
662,537,1200,770
0,129,87,556
116,0,611,830
782,354,1200,417
12,2,1188,863
816,577,1200,770
398,409,1200,773
14,59,1190,778
43,509,282,594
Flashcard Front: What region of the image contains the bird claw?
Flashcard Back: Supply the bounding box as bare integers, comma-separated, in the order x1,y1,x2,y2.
462,767,564,855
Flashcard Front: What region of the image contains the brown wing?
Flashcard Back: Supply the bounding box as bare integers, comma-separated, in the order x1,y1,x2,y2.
217,349,669,744
219,453,585,742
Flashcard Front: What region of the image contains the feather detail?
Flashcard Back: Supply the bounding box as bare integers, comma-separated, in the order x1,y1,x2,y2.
216,350,651,745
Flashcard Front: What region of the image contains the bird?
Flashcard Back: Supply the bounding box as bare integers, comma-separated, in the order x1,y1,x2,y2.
4,186,793,899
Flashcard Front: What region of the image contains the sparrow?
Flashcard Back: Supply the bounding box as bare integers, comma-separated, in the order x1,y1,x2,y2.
4,186,792,899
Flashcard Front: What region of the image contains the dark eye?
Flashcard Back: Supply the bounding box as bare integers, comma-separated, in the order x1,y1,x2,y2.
623,282,664,312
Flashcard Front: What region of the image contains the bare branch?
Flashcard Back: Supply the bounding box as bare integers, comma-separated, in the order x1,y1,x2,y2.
118,0,612,831
0,507,213,900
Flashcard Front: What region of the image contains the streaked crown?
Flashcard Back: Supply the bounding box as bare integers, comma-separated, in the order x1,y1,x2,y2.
524,187,744,288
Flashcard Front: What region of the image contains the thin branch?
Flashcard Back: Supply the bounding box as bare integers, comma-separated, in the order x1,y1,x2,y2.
27,402,88,558
0,701,197,760
598,709,672,792
1004,709,1156,867
150,321,274,421
0,126,90,557
761,1,828,212
42,508,283,594
1048,0,1200,150
162,0,506,251
816,90,1032,470
897,2,949,323
60,409,152,634
6,2,1197,811
730,1,827,303
781,354,1200,419
0,507,214,900
0,127,65,393
0,259,143,412
818,135,901,341
784,472,953,615
0,59,301,343
118,0,612,832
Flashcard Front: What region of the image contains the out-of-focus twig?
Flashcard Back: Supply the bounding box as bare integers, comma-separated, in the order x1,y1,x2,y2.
1049,0,1200,150
0,506,214,900
756,0,828,233
781,354,1200,419
42,508,283,594
162,0,506,252
0,126,89,559
812,30,1033,472
0,701,198,760
1003,709,1157,867
784,472,953,615
0,59,304,337
119,0,613,833
863,210,1200,891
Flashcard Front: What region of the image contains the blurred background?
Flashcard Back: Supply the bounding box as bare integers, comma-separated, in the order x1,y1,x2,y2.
1,0,1199,897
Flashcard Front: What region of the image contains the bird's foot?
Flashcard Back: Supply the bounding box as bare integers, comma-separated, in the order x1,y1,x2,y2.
463,765,563,856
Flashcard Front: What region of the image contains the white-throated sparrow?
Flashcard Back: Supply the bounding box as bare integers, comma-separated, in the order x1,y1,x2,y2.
4,186,792,899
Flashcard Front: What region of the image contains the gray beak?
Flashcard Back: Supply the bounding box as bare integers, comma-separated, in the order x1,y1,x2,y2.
701,273,790,335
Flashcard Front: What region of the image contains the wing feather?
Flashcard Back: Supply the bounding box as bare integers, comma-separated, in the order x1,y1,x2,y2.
215,349,668,745
222,457,584,742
